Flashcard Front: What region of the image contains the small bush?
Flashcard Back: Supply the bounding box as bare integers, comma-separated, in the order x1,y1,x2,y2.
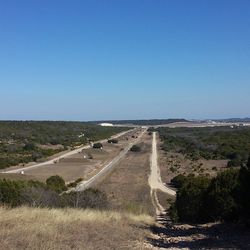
61,188,108,209
46,175,67,193
130,145,141,152
21,187,61,208
108,139,118,144
93,143,103,149
67,178,83,188
170,166,176,173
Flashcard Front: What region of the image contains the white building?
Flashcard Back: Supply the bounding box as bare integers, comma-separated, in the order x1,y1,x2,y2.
99,123,114,127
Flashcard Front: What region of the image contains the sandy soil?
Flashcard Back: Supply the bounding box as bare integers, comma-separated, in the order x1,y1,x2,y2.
148,132,176,216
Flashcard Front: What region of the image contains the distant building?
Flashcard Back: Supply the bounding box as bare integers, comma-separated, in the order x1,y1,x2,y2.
99,123,114,127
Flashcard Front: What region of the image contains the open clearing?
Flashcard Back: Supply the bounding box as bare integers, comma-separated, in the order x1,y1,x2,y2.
0,206,154,250
0,129,142,183
95,131,155,215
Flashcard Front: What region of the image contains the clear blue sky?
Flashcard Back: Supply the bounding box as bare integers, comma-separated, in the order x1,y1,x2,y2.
0,0,249,121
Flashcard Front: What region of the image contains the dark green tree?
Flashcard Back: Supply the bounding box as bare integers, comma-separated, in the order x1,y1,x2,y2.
46,175,67,193
175,176,210,223
205,169,239,222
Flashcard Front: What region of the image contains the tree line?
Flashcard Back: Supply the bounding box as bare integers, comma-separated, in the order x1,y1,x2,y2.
155,126,250,167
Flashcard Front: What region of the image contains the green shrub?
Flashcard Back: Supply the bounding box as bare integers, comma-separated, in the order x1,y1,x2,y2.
205,169,240,222
93,143,103,149
169,161,250,225
46,175,67,193
0,179,45,207
108,139,118,144
130,145,141,152
170,174,187,188
67,178,83,188
174,176,210,223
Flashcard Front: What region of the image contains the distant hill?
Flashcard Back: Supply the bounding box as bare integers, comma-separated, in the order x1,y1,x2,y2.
215,118,250,123
92,119,189,126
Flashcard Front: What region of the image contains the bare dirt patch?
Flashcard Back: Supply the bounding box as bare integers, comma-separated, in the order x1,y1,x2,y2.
149,221,250,249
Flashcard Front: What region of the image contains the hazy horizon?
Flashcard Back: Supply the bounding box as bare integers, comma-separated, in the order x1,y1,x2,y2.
1,0,249,120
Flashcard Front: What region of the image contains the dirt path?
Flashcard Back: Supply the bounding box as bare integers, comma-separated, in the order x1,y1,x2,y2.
149,132,176,215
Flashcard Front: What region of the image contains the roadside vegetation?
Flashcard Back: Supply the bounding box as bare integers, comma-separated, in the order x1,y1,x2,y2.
0,175,108,209
155,126,250,167
169,155,250,226
0,121,129,169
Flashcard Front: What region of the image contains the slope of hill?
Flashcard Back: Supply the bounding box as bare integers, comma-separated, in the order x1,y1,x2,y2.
0,207,154,250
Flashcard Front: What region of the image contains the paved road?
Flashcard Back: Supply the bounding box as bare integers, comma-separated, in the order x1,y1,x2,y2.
148,132,176,214
75,128,147,191
1,129,134,174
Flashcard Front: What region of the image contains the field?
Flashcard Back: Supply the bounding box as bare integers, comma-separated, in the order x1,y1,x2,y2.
0,128,140,183
155,126,250,170
0,121,129,169
95,132,155,215
1,123,250,249
0,206,154,250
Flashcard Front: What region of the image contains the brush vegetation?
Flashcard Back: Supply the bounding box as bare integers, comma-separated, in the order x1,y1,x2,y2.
0,175,108,209
169,155,250,225
156,126,250,167
0,121,129,169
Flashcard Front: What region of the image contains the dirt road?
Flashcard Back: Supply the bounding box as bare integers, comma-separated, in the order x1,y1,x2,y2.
1,129,134,174
149,132,176,215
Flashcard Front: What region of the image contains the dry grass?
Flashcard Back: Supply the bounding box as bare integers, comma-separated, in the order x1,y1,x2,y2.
96,133,155,216
0,206,154,250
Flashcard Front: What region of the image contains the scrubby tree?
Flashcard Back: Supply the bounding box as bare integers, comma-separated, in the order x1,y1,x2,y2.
93,143,103,149
205,169,240,222
174,176,210,223
170,174,187,189
61,188,107,209
108,139,118,144
130,145,141,152
237,153,250,225
46,175,66,193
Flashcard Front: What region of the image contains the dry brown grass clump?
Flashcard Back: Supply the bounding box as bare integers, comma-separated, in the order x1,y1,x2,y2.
0,206,154,250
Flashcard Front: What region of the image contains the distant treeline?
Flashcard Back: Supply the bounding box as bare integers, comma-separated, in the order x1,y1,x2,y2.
0,121,129,169
215,118,250,123
94,119,188,126
154,126,250,167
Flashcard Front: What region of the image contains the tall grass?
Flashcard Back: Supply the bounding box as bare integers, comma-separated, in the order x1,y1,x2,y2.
0,206,153,250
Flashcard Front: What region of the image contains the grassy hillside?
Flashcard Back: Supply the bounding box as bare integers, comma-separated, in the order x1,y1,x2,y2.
0,207,153,250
